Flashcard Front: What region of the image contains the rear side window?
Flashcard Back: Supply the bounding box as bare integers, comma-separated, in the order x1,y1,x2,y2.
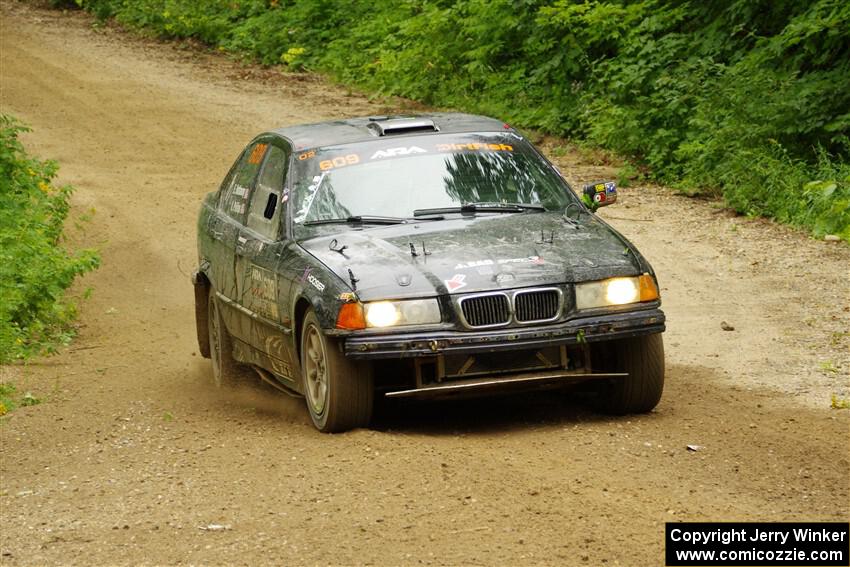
220,141,269,223
246,144,289,239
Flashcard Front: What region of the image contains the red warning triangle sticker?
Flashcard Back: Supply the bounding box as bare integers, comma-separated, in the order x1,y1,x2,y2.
444,273,467,292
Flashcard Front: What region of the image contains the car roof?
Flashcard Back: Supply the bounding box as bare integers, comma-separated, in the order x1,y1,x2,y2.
269,113,512,150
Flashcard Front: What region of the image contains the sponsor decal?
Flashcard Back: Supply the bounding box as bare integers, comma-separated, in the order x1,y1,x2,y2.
248,143,268,165
338,291,357,302
248,265,279,319
299,267,325,292
370,146,427,160
270,360,292,378
319,153,360,171
308,274,325,292
436,142,513,152
444,273,467,292
454,259,494,270
583,181,617,207
293,173,326,223
453,256,544,270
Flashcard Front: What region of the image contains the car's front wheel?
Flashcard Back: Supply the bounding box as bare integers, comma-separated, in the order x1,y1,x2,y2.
300,309,373,432
593,333,665,414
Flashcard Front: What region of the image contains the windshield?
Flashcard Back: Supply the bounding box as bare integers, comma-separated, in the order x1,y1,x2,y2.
290,133,579,229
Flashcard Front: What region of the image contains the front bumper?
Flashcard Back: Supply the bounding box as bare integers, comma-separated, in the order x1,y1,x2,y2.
344,307,665,359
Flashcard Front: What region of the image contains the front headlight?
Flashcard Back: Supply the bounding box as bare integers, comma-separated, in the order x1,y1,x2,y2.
364,299,441,328
575,274,659,309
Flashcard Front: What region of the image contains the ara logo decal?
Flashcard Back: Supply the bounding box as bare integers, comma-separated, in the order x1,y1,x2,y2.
370,146,427,160
444,274,467,292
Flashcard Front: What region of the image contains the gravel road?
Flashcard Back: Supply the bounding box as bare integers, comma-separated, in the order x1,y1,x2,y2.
1,3,848,565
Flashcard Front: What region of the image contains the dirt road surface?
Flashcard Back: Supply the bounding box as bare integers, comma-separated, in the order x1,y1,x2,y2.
1,3,848,565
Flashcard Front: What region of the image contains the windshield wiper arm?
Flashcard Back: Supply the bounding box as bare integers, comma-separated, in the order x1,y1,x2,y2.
302,215,408,226
413,202,546,217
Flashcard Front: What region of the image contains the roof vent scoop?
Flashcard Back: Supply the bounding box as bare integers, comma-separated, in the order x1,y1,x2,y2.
366,118,439,137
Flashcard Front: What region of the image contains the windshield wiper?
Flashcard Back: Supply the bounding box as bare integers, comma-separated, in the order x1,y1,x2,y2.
413,202,546,217
302,215,408,226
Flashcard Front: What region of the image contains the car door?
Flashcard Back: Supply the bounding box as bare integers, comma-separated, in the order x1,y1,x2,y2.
232,138,298,383
210,139,267,334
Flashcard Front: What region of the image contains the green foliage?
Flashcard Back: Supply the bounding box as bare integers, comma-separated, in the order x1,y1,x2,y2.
0,382,42,416
67,0,850,240
0,115,100,363
0,382,15,415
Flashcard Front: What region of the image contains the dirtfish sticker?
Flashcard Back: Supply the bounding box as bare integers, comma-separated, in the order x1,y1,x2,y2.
436,142,513,152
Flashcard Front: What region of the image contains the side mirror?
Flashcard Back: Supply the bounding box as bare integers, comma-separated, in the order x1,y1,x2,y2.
582,181,618,210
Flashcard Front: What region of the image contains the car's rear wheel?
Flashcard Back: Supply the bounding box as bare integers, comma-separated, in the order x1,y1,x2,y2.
593,333,665,414
300,309,373,432
208,289,240,387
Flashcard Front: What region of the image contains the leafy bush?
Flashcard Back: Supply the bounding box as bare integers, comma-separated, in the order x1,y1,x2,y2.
67,0,849,239
0,115,100,363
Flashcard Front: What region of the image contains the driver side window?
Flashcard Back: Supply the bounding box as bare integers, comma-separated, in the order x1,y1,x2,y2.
246,144,289,240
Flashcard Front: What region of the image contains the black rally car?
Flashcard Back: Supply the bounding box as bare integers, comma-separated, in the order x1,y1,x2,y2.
193,113,665,432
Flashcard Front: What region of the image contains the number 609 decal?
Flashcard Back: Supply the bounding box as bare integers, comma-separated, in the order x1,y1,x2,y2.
319,154,360,171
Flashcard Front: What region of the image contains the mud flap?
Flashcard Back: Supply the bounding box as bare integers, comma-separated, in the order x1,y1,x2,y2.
193,270,211,358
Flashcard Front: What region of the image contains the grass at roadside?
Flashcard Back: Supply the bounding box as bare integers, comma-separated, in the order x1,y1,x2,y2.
0,382,41,417
0,115,100,365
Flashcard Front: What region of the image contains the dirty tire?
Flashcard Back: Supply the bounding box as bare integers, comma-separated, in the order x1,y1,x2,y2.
300,309,373,433
208,289,240,388
594,333,665,414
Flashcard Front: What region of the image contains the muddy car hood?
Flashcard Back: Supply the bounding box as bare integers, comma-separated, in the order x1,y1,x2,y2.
298,213,648,301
